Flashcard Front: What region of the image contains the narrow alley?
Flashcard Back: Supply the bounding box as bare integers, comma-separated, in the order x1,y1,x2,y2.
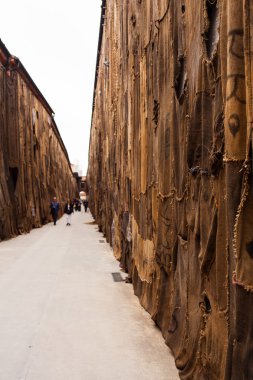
0,209,179,380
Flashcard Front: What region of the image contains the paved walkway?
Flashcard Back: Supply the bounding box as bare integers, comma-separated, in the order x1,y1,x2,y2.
0,209,179,380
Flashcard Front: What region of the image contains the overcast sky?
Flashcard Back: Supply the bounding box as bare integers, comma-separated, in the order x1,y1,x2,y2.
0,0,102,175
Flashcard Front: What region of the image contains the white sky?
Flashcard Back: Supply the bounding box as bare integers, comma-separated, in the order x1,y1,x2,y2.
0,0,102,175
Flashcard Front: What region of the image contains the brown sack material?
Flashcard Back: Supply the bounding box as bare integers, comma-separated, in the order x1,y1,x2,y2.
88,1,253,379
0,45,77,241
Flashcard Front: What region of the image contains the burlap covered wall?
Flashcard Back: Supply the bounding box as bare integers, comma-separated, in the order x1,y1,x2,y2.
88,1,253,378
0,61,77,240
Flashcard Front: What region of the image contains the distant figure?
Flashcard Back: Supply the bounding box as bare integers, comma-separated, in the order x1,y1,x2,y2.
73,198,80,212
64,199,74,226
50,196,60,225
83,196,89,213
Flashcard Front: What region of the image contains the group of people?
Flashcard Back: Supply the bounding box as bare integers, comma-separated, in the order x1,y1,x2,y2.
50,196,89,226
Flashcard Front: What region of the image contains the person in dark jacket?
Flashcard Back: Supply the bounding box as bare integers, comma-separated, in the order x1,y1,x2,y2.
83,194,89,213
50,196,60,225
64,199,74,226
83,200,89,212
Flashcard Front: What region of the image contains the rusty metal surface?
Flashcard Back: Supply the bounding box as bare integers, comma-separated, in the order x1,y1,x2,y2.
0,43,77,240
88,1,253,379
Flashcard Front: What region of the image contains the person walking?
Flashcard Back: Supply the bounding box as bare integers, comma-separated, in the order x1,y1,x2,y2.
50,196,60,225
64,199,74,226
83,199,89,213
83,194,89,213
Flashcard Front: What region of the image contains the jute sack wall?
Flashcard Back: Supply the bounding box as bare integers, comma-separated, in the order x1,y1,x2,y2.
0,60,77,240
88,1,253,378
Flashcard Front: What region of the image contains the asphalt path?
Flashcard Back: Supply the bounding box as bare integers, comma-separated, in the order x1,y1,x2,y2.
0,209,179,380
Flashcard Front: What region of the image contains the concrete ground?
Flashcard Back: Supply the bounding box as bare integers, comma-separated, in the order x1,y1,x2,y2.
0,209,179,380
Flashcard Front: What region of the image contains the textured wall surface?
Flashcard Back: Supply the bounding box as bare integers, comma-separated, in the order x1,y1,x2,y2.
88,1,253,379
0,54,77,240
